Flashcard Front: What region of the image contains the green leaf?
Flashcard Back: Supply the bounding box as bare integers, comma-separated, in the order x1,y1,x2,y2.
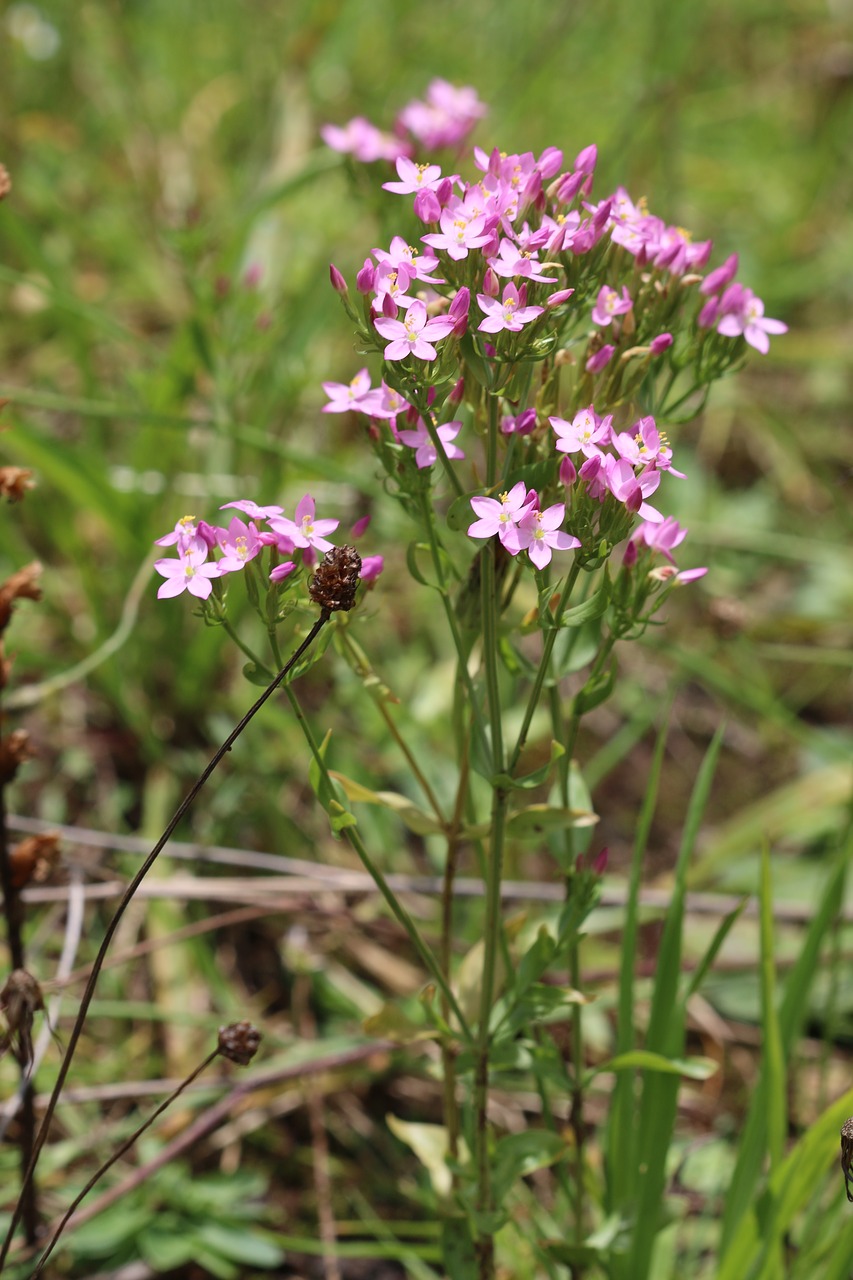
493,740,565,791
330,773,443,835
491,1130,567,1203
387,1116,455,1197
195,1222,285,1267
587,1051,719,1085
446,489,481,532
506,803,598,838
242,661,275,687
572,659,616,714
558,576,611,628
363,1002,432,1044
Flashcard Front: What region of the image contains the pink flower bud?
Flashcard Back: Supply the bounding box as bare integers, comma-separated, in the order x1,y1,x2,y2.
622,539,638,568
359,554,384,582
700,253,739,296
329,263,348,295
270,560,296,583
414,188,441,223
448,377,465,406
435,176,454,206
574,143,597,174
482,267,499,298
547,288,575,308
649,332,673,355
585,344,615,373
537,146,564,178
356,258,376,294
351,514,371,539
448,286,470,336
698,296,720,328
559,455,578,486
381,292,397,319
243,262,263,290
592,846,609,875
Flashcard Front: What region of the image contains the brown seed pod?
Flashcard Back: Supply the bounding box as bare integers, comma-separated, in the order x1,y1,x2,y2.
0,562,42,632
8,833,61,889
217,1020,262,1066
0,729,35,783
0,467,34,502
308,544,362,614
0,969,45,1069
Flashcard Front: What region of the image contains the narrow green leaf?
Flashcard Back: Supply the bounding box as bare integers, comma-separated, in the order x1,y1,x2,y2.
588,1051,719,1085
759,842,786,1173
558,577,611,628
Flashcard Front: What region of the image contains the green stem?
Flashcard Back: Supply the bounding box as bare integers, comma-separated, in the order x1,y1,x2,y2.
282,683,474,1045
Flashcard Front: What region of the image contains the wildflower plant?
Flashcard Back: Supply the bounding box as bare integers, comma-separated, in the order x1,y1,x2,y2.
3,80,797,1280
134,83,792,1278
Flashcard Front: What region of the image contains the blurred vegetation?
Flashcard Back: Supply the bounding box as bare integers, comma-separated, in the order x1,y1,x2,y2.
0,0,851,1275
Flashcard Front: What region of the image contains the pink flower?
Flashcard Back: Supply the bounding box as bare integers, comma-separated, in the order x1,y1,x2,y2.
155,546,220,600
611,416,686,478
550,406,612,457
488,238,558,283
397,79,486,150
320,117,409,163
155,515,205,554
322,368,377,414
421,207,493,261
398,418,464,469
468,481,536,553
476,283,544,334
605,458,663,521
631,516,688,563
268,494,339,553
382,157,445,195
221,499,284,520
716,286,787,354
591,285,633,327
517,503,581,569
374,299,455,361
216,517,262,574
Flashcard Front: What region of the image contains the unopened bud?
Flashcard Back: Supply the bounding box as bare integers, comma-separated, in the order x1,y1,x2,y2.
329,262,348,296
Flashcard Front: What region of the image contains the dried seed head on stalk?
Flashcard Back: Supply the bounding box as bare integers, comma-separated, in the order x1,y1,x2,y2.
0,729,35,783
308,544,362,614
0,562,42,633
0,467,34,502
217,1020,262,1066
8,833,61,889
0,969,45,1069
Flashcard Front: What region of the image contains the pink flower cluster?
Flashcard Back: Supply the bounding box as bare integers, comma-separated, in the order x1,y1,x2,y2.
468,482,580,569
696,254,787,353
321,78,487,164
154,497,383,600
323,368,464,470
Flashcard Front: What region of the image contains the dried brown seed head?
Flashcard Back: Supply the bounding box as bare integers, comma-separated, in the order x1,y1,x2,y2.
842,1118,853,1201
0,467,35,502
217,1020,262,1066
9,833,61,889
0,969,45,1069
308,544,362,614
0,562,42,632
0,729,35,782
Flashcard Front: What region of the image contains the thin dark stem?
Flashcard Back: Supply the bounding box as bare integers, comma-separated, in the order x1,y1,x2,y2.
31,1050,220,1276
0,611,330,1268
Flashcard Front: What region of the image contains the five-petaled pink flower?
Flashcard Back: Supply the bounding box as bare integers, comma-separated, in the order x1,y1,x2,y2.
517,503,581,569
216,517,262,574
591,284,633,327
476,283,544,334
398,418,464,469
374,300,456,361
268,494,339,553
468,481,536,552
382,157,445,195
155,546,221,600
716,286,787,354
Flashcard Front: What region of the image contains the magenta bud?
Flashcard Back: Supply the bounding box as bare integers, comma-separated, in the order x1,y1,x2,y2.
381,292,397,319
622,539,638,568
579,454,602,482
700,252,739,296
449,286,470,336
625,484,643,514
196,520,219,549
697,296,719,328
482,267,499,298
329,263,348,295
547,288,574,308
649,332,673,356
356,258,376,294
537,146,564,178
557,171,585,204
448,376,465,406
585,344,615,373
270,560,296,583
574,143,597,175
351,514,371,539
359,554,384,582
414,188,441,223
592,846,609,875
518,282,529,308
559,455,577,486
435,176,453,206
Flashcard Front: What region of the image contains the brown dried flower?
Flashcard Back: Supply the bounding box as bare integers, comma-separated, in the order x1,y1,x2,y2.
8,833,62,889
0,165,10,201
0,969,45,1069
0,562,42,632
0,729,36,782
218,1020,262,1066
308,545,362,614
0,467,35,502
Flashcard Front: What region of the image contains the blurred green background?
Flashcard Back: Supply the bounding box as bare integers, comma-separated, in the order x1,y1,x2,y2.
0,0,852,1272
